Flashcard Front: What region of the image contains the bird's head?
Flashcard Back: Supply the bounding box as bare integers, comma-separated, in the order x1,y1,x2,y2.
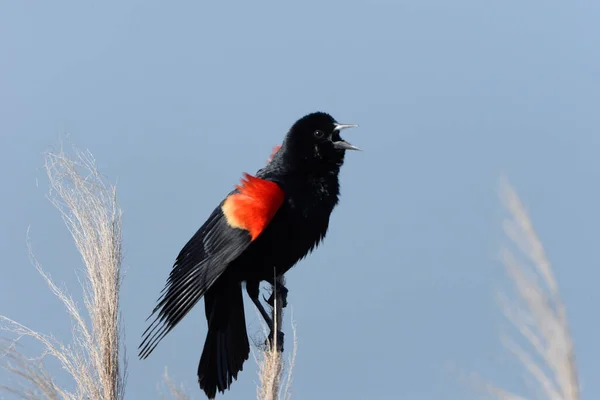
277,112,359,170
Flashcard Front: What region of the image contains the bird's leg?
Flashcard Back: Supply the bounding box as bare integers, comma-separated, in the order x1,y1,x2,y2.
246,280,284,352
265,275,286,352
246,280,273,329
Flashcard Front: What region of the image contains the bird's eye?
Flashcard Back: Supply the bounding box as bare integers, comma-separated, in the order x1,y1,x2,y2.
313,130,324,139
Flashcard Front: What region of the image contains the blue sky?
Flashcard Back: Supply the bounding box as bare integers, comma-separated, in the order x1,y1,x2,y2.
2,1,599,399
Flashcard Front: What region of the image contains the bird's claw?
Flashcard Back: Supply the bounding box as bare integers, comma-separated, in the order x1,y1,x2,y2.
263,286,288,309
265,329,285,352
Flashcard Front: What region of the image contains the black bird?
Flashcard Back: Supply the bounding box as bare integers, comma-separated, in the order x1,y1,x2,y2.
139,112,359,399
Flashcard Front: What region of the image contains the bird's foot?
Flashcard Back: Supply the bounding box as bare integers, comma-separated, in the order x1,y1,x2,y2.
265,329,285,352
264,284,288,309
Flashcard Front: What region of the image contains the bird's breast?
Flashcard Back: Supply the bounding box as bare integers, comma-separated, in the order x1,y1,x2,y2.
233,174,340,280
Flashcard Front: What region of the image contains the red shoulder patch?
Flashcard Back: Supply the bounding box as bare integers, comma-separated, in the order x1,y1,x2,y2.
221,173,285,241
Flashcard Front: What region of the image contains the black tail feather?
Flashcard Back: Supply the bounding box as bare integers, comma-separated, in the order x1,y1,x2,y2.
198,280,250,399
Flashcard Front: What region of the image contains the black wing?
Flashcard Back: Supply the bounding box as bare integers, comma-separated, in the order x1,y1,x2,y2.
138,204,252,359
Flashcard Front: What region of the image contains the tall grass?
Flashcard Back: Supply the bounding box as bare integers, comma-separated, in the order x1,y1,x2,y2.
0,144,127,400
158,368,190,400
484,178,580,400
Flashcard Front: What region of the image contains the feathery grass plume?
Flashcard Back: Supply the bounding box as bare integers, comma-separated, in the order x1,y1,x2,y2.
0,143,127,400
485,177,579,400
255,274,298,400
157,367,190,400
0,339,61,400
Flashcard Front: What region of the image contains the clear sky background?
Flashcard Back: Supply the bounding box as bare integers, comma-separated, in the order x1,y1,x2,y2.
1,1,599,399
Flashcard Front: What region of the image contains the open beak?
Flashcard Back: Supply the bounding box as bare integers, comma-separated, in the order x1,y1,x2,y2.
332,123,360,151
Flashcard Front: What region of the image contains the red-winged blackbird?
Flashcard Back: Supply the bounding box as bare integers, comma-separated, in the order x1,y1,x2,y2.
138,112,359,399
